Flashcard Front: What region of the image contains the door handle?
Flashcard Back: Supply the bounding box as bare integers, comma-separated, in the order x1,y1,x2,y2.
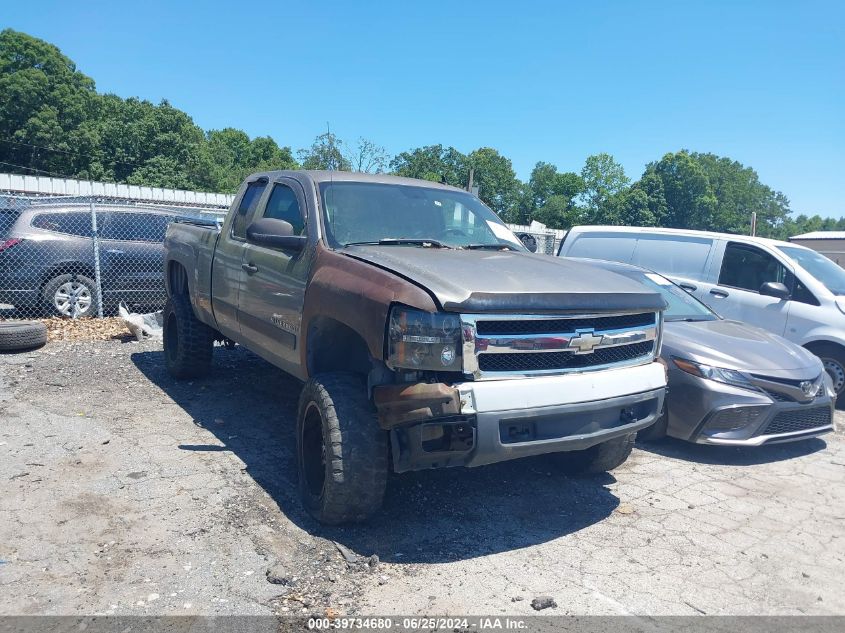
242,263,259,275
709,289,729,298
679,282,697,292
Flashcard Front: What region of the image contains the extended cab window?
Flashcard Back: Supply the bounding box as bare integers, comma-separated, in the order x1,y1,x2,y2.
263,184,305,235
232,180,268,239
718,243,788,293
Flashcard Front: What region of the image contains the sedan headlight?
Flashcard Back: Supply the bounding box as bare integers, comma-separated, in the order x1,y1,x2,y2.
672,357,757,391
387,306,463,372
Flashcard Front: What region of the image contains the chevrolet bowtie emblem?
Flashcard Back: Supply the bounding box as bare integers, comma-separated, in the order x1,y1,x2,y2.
567,330,605,354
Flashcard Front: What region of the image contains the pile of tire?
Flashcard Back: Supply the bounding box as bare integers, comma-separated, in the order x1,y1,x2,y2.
0,321,48,352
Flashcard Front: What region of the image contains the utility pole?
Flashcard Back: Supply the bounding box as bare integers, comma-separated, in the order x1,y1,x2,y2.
467,168,474,192
750,211,757,236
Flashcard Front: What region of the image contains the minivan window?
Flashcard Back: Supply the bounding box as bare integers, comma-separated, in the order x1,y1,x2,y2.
263,184,305,235
632,235,713,278
778,245,845,296
31,212,93,238
232,180,268,239
102,213,171,242
565,234,637,262
718,243,788,292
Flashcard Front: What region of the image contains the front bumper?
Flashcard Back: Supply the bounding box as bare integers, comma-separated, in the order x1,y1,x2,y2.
384,362,667,472
666,372,835,446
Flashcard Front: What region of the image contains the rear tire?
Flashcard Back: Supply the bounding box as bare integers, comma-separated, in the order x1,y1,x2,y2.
162,294,215,379
559,433,636,474
0,321,48,352
297,373,388,524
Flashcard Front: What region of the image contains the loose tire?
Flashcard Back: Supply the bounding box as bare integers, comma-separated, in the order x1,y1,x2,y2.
162,294,215,379
43,274,98,318
0,320,48,352
637,409,668,442
559,433,636,475
297,373,389,524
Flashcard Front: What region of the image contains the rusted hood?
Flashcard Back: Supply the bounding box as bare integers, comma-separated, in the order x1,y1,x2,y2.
342,246,666,313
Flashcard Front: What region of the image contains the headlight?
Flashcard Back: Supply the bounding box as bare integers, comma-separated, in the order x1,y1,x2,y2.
387,306,463,372
672,357,757,391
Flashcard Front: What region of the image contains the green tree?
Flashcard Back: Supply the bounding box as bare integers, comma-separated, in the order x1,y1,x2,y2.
466,147,520,220
347,137,388,173
390,144,469,186
522,161,584,227
580,153,630,223
650,151,717,229
298,132,351,171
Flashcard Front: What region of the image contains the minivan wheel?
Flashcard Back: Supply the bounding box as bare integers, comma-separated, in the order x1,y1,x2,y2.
43,274,98,317
806,343,845,400
296,373,388,525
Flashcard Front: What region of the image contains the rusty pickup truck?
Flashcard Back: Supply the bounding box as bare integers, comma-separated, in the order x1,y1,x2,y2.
163,171,667,523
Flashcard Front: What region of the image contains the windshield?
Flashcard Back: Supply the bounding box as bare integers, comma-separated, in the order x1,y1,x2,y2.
777,245,845,296
319,181,524,250
621,270,717,322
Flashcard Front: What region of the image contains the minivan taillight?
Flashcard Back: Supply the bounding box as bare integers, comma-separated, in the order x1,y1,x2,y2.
0,238,22,253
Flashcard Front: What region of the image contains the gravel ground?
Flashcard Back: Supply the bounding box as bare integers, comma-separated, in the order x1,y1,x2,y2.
1,339,843,616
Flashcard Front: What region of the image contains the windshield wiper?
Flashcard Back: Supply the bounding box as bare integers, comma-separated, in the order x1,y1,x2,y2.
461,243,517,251
345,238,451,249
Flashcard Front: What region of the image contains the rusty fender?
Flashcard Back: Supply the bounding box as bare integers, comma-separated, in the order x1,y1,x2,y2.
372,383,462,430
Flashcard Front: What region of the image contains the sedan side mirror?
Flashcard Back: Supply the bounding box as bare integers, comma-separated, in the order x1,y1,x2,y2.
759,281,790,300
246,218,305,251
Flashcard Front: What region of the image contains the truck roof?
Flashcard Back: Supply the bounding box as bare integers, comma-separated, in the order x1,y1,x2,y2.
247,170,469,192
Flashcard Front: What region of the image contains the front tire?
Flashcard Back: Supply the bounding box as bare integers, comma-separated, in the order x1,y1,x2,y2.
559,433,636,475
297,373,388,524
43,274,98,317
162,294,215,379
637,410,668,442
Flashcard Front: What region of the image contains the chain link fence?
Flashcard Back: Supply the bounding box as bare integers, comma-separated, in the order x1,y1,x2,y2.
0,194,225,320
506,223,566,255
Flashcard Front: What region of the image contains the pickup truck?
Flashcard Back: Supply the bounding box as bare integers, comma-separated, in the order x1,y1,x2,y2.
163,170,668,524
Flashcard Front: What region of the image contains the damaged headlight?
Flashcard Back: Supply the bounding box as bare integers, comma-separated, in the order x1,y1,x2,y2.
387,306,463,372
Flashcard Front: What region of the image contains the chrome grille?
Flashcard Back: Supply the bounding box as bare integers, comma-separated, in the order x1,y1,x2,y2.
461,312,660,378
478,341,654,372
760,407,832,436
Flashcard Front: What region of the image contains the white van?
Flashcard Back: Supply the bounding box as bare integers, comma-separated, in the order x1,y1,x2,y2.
558,226,845,396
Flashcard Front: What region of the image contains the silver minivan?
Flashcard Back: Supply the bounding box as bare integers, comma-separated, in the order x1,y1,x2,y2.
559,226,845,397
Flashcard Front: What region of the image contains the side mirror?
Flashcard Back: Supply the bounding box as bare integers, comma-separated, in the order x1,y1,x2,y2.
516,232,538,253
246,218,305,251
759,281,790,300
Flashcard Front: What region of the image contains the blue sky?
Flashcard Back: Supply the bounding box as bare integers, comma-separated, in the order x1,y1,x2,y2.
5,1,844,217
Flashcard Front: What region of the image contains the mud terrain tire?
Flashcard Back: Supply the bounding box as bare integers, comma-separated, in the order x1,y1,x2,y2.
559,432,636,474
162,294,215,379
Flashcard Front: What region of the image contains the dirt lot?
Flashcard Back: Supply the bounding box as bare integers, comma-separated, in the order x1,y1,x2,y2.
1,338,844,616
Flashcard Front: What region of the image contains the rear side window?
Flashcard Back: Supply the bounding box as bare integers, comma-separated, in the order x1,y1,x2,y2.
263,184,305,235
31,212,93,238
563,234,637,262
232,180,268,239
718,243,788,292
632,235,713,278
102,213,172,242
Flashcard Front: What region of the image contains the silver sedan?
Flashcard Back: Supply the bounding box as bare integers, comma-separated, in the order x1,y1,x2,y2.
581,259,836,446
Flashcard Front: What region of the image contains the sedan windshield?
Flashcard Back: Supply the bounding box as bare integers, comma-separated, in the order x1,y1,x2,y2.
319,181,524,250
777,245,845,296
622,270,717,322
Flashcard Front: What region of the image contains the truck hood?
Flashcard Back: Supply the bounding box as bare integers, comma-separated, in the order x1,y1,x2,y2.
342,245,666,313
663,319,822,375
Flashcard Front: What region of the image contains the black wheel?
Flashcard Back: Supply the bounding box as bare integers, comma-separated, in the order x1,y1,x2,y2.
0,320,48,352
297,373,388,525
807,343,845,399
42,274,98,317
162,294,215,379
637,409,668,442
558,433,636,475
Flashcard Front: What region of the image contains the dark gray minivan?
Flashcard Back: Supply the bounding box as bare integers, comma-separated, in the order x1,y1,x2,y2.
0,204,184,316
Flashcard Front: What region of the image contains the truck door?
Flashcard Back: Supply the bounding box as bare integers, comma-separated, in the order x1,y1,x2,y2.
211,178,268,340
239,179,310,373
